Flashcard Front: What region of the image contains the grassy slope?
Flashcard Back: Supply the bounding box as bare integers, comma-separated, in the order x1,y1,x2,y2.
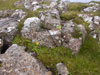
1,0,100,75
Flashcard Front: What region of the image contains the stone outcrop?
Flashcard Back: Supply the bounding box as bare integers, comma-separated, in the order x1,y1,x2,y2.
0,9,26,44
83,2,100,12
24,0,41,11
0,44,52,75
21,17,61,48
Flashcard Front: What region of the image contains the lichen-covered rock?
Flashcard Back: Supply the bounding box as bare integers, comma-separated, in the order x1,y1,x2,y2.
21,17,41,38
40,8,61,30
32,30,61,47
0,44,51,75
24,0,41,11
62,21,86,54
11,9,26,22
14,0,25,7
0,18,18,43
58,0,68,13
56,63,69,75
21,16,61,47
83,3,100,13
64,38,82,54
0,9,26,44
0,9,14,18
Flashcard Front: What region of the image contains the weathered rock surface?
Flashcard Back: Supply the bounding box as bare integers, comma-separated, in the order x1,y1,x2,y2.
83,2,100,12
40,8,61,30
0,44,51,75
56,63,69,75
0,9,26,44
0,9,14,18
24,0,41,11
14,0,25,7
21,17,61,48
62,21,86,54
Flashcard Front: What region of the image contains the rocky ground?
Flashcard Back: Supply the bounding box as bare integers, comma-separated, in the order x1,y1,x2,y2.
0,0,100,75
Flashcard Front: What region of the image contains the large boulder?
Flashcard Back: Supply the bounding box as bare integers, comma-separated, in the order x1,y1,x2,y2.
32,30,61,48
21,17,61,48
0,18,18,43
50,0,68,13
21,17,41,38
0,44,52,75
62,21,86,54
0,9,26,44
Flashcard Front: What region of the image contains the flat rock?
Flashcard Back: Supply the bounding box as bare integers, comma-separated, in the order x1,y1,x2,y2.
0,44,51,75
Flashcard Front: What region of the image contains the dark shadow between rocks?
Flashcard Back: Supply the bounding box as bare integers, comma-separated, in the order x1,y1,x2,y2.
1,44,10,54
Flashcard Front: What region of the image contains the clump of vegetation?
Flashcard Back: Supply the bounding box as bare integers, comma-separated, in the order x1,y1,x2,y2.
60,11,78,20
12,35,34,52
72,25,83,38
56,25,62,29
73,17,84,24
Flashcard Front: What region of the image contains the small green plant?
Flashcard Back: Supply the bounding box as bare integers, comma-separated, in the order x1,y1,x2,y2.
56,25,62,29
32,42,40,55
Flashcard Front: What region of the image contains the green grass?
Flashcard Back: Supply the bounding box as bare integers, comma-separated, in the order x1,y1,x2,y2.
0,0,19,10
68,3,88,12
36,34,100,75
61,11,78,21
12,33,100,75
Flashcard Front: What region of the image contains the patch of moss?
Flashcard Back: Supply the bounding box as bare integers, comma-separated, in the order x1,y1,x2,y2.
12,35,34,52
60,11,78,21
